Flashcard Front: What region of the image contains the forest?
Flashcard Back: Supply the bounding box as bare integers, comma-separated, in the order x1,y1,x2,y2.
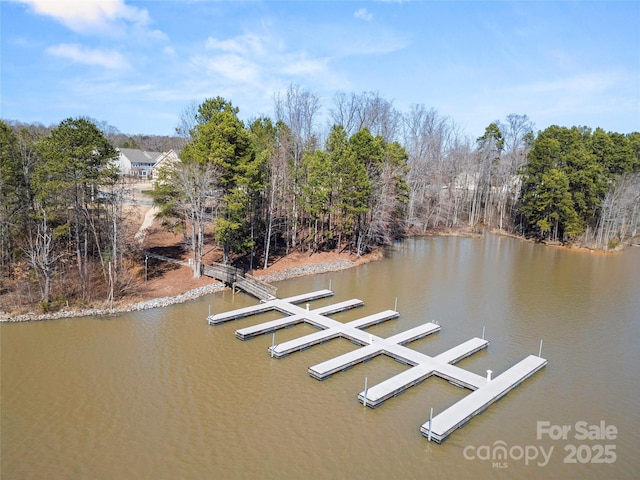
1,86,639,311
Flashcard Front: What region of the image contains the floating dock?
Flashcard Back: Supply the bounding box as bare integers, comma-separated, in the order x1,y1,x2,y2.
357,337,489,407
207,289,547,444
268,310,400,357
308,322,441,379
207,289,334,324
420,355,548,443
235,299,364,340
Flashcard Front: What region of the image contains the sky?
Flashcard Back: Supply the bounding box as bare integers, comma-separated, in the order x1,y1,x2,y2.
1,0,639,140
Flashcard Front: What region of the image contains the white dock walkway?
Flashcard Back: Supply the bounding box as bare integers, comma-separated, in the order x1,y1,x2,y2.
207,288,547,445
308,322,441,379
281,289,334,304
269,310,400,357
420,354,547,443
358,338,489,407
234,299,364,340
207,289,334,324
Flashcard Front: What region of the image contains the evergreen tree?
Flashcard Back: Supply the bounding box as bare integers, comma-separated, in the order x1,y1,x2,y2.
36,118,118,299
519,126,607,242
178,99,259,264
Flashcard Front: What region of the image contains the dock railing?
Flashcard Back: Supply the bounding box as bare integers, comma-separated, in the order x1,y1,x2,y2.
203,262,276,301
203,263,242,284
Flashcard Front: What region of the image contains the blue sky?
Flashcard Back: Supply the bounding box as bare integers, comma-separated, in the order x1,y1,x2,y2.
2,0,639,139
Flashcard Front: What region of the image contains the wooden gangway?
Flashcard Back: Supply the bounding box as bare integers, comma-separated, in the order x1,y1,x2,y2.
420,354,547,443
203,263,277,301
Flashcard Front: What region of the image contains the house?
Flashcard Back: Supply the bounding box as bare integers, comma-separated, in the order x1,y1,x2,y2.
115,148,179,179
151,150,181,186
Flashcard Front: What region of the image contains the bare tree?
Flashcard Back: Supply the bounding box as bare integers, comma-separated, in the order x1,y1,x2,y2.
263,122,292,268
594,173,640,249
274,84,321,249
498,114,535,230
24,208,58,305
330,91,400,141
402,105,461,230
176,161,221,277
175,100,199,148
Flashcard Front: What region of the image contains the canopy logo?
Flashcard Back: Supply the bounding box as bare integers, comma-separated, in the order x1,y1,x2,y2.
463,440,553,468
462,420,617,468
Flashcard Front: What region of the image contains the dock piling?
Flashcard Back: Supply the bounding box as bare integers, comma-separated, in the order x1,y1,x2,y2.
482,325,485,340
428,407,433,441
364,376,368,407
538,339,543,357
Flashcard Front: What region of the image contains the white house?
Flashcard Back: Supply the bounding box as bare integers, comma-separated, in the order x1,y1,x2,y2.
151,150,181,186
115,148,179,179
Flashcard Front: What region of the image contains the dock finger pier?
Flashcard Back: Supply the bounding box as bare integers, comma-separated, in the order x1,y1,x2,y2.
207,288,547,444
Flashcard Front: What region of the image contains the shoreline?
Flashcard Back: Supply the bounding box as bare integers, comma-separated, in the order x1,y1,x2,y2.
0,257,363,323
2,230,635,323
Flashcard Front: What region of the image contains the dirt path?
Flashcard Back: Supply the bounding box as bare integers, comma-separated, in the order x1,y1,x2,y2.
135,206,159,244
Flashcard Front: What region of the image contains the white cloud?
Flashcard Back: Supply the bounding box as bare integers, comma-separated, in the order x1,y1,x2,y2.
185,29,347,114
46,43,129,69
195,31,330,87
354,8,373,21
193,53,262,85
281,58,328,76
13,0,151,34
525,72,622,96
205,33,266,56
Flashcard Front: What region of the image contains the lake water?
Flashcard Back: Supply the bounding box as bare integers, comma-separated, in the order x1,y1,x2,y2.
2,235,639,479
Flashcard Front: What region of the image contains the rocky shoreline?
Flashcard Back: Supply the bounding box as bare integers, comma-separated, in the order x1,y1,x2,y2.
254,259,355,283
0,259,357,323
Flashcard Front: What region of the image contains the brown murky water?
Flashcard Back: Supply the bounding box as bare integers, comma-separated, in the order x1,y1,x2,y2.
2,235,639,479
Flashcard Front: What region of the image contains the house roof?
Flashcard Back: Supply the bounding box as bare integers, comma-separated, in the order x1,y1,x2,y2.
118,148,163,165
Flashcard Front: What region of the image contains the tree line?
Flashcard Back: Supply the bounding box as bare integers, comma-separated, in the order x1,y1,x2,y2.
1,86,639,310
1,118,133,310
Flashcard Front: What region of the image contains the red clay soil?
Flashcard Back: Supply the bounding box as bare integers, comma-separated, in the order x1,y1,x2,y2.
137,220,379,301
